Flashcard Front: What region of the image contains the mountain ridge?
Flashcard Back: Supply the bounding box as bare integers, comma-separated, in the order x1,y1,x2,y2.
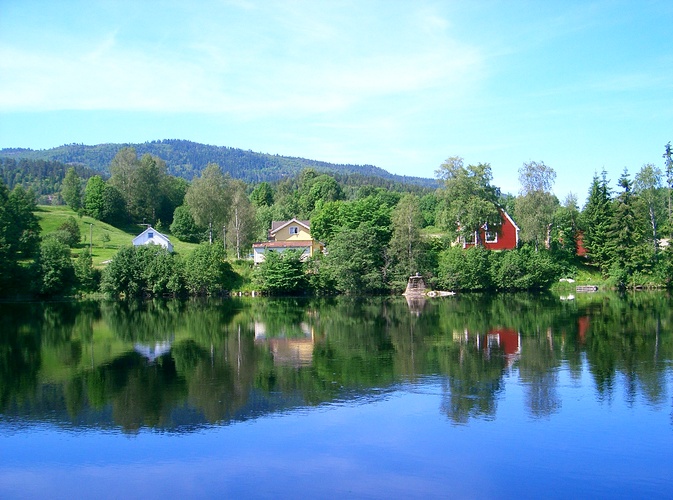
0,139,438,188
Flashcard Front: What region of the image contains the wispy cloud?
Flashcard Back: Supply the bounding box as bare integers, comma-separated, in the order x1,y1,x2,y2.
0,1,484,119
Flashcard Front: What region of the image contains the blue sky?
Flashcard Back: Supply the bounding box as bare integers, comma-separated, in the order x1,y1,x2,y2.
1,0,672,201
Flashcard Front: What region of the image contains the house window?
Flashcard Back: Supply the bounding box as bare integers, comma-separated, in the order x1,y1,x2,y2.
485,230,498,243
289,226,299,235
148,232,154,238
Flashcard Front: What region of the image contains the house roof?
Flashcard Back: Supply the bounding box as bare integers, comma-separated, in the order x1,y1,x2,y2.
500,209,520,231
270,218,310,235
133,226,171,244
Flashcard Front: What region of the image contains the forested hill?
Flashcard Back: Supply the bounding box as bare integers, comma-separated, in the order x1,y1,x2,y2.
1,140,438,188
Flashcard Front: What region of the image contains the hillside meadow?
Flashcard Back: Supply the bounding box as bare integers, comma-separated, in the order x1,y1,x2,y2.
36,205,200,266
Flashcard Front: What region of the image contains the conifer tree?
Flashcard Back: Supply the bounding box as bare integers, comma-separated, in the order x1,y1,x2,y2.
581,170,613,273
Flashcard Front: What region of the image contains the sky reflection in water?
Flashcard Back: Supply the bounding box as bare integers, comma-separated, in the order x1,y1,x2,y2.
1,294,673,498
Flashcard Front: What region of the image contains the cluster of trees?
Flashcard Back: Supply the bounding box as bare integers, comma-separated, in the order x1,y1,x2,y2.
580,161,673,287
0,157,97,204
5,141,673,298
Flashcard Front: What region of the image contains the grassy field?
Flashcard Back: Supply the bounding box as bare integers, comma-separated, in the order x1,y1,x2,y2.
35,205,200,267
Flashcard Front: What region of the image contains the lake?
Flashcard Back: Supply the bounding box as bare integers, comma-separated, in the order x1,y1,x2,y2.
1,292,672,498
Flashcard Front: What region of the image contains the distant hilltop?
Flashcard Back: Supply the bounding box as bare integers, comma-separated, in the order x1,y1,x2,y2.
0,139,438,188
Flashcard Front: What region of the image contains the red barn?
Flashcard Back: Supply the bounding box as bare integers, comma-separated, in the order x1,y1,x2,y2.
462,209,519,250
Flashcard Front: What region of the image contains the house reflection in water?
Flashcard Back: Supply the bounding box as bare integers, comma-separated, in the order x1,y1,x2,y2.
453,328,521,367
134,338,173,363
254,322,315,368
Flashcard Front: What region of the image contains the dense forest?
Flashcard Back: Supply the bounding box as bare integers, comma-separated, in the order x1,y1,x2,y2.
0,157,98,204
0,139,438,187
2,142,672,299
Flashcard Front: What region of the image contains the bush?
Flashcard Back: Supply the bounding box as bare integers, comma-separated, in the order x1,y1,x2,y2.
100,245,183,297
183,243,232,295
437,246,491,291
34,238,75,296
253,250,308,295
491,246,560,291
57,216,81,247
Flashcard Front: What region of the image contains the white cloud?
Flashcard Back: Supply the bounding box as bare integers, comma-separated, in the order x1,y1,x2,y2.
0,2,484,119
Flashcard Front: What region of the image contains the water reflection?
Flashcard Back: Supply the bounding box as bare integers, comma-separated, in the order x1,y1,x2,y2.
0,292,672,431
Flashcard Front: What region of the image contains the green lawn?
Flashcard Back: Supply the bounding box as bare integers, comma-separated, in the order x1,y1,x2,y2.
35,205,200,267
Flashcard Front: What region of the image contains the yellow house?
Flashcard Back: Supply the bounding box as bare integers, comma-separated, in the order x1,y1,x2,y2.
252,218,324,264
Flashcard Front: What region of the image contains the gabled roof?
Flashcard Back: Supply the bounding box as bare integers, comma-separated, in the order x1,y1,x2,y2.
133,226,171,244
270,218,310,236
500,209,520,231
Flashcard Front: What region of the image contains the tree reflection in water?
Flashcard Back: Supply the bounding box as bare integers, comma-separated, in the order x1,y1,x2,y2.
1,292,672,431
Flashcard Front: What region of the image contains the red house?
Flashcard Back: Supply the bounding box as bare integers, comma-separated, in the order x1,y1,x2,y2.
461,209,519,250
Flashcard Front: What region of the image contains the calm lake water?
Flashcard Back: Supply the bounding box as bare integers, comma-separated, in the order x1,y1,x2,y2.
1,292,673,499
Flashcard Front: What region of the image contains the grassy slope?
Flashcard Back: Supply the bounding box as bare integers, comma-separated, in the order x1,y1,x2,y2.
35,205,200,267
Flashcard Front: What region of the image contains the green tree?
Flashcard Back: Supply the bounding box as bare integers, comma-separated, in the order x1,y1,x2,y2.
57,216,82,248
84,175,106,220
109,148,168,223
185,163,231,244
157,175,188,226
100,184,127,226
100,246,142,297
606,169,642,285
0,183,41,293
664,142,673,237
73,250,99,292
514,161,558,251
550,193,580,271
250,182,274,207
228,180,256,259
634,163,664,255
100,245,183,297
61,167,82,212
34,238,75,296
388,194,425,287
435,157,500,246
581,170,613,273
253,249,307,295
322,225,386,294
170,205,204,243
437,246,491,291
184,243,232,295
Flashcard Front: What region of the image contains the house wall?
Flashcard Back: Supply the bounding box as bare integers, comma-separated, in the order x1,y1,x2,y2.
253,246,311,264
274,224,313,242
463,211,518,250
483,220,518,250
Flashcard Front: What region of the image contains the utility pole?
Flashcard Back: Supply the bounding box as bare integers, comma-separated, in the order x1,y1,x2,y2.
223,225,226,254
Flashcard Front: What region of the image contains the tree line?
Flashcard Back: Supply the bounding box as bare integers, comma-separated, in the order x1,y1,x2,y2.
2,143,673,298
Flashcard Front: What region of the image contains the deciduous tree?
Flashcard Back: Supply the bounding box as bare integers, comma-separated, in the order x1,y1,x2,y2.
61,167,82,211
435,157,500,246
185,163,231,244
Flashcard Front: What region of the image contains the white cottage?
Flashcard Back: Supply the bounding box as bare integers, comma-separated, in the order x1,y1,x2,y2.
132,226,174,252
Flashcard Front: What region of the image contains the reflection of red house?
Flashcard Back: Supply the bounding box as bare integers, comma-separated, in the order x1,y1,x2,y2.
462,209,519,250
486,328,520,358
577,316,590,344
453,327,521,367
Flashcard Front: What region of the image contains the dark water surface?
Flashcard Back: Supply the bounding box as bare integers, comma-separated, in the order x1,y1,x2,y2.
1,293,672,498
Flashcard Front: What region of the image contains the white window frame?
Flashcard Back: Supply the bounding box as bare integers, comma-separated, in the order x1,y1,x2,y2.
485,230,498,243
289,226,299,235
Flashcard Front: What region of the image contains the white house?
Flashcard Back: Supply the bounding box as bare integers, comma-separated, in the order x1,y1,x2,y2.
132,226,174,252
